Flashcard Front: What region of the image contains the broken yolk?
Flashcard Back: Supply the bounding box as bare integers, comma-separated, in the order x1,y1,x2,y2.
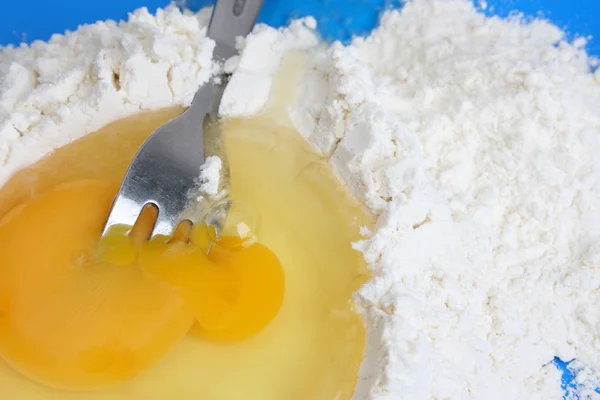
0,180,194,390
139,238,285,342
0,180,285,390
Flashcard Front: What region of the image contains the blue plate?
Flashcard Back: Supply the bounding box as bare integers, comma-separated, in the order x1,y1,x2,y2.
0,0,598,398
0,0,599,54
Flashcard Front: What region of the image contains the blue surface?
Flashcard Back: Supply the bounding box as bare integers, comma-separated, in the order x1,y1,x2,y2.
0,0,599,397
0,0,599,55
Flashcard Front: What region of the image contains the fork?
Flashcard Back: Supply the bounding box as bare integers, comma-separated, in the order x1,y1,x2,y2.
102,0,264,239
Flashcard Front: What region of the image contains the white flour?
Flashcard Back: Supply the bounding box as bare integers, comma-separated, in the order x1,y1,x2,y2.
197,155,222,198
2,0,600,399
0,6,217,184
291,1,600,399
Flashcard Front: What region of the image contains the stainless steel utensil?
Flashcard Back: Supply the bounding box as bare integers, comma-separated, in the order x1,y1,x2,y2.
102,0,263,239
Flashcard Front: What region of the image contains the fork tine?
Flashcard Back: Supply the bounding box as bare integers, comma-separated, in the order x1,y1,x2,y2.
101,0,264,241
102,196,144,236
101,84,212,240
151,205,178,239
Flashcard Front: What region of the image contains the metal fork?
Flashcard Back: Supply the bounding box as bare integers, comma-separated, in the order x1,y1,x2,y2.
102,0,264,239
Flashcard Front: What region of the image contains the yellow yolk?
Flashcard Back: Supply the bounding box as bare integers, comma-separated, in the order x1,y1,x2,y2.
0,181,195,390
0,69,373,398
0,178,285,390
135,232,285,342
191,243,285,341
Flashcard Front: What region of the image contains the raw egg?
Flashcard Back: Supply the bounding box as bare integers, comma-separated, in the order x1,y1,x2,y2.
0,178,285,390
0,180,194,390
0,100,372,399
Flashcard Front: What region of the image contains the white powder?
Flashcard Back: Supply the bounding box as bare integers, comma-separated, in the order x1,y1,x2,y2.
197,155,222,197
0,6,216,184
219,17,319,117
290,1,600,399
2,0,600,399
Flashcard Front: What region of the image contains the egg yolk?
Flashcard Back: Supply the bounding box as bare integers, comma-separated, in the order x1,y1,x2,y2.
0,179,285,390
138,237,285,342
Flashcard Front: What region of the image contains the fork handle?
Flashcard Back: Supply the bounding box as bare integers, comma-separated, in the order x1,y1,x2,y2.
208,0,265,61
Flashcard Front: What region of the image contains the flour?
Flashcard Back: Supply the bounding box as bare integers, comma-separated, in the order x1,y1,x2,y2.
289,1,600,399
0,6,216,185
2,0,600,399
219,17,318,117
197,155,222,198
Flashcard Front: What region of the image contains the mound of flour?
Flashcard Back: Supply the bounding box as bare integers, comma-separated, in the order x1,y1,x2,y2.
0,6,217,183
2,0,600,399
289,1,600,399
